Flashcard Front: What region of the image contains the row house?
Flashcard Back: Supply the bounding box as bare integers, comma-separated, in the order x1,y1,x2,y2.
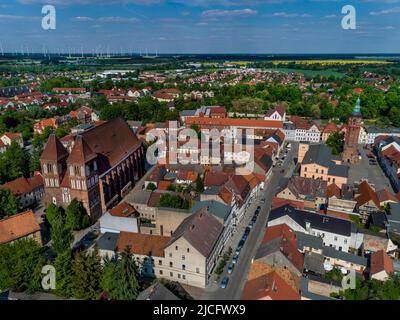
375,136,400,192
0,173,44,208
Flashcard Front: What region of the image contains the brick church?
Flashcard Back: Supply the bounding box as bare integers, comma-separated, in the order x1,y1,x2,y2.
40,117,145,221
342,97,362,164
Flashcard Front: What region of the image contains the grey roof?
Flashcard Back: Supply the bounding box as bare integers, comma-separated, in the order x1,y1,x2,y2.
180,110,196,117
322,246,367,266
388,203,400,223
269,205,354,237
302,144,347,177
328,164,349,178
296,232,323,251
190,200,231,222
370,212,387,229
202,186,220,195
127,120,143,127
96,232,119,251
0,85,30,97
137,282,180,300
126,189,152,205
167,209,223,258
304,252,326,275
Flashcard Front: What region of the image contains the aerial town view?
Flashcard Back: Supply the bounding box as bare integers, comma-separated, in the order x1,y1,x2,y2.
1,0,400,311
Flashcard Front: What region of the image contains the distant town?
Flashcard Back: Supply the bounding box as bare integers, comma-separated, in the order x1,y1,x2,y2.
1,53,400,301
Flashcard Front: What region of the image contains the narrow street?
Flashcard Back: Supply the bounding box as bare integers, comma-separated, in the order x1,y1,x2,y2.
202,143,297,300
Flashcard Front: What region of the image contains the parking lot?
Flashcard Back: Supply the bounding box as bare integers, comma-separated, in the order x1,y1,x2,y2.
348,146,393,192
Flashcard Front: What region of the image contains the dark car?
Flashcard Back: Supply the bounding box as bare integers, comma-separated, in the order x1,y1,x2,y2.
220,277,229,289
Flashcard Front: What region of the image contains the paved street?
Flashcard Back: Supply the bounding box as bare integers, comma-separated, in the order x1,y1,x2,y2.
349,146,393,192
201,143,297,300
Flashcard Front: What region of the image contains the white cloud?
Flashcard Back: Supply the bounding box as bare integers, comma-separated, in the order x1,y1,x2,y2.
72,16,94,21
272,12,312,18
0,14,39,21
370,7,400,15
72,16,139,23
201,8,257,17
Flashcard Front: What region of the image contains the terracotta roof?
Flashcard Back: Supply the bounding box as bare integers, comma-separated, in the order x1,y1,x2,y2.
40,134,69,161
322,122,340,134
272,197,305,210
355,181,381,209
327,183,342,199
158,181,172,191
370,250,394,275
186,117,283,129
259,224,304,273
241,271,300,300
218,186,233,205
0,210,40,244
2,132,22,140
116,231,170,257
376,189,399,204
177,170,198,182
266,105,285,118
204,171,230,187
67,135,97,164
80,117,141,168
285,176,328,199
0,174,43,196
109,201,136,217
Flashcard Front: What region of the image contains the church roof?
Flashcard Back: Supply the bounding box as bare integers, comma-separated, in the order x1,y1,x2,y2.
40,134,69,162
67,135,97,164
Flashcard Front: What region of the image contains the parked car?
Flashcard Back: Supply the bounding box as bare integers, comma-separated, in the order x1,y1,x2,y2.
245,226,251,235
242,234,248,242
232,254,239,264
252,216,257,223
227,263,234,274
248,222,254,229
220,277,229,289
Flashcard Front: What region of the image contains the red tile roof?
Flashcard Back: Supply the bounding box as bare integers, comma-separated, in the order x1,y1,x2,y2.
116,231,171,257
272,197,305,210
0,173,43,196
109,201,136,217
186,117,283,129
327,183,342,199
376,189,399,204
40,134,69,162
355,181,381,209
241,271,300,300
0,210,40,244
370,250,393,275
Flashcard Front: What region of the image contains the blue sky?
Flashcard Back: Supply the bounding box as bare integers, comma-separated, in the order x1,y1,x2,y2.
0,0,399,54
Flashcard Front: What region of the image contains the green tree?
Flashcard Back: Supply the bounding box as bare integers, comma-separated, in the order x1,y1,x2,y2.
195,175,204,193
65,199,90,231
326,132,345,155
0,239,45,292
0,189,20,219
54,250,74,297
146,182,157,191
45,203,63,227
101,248,140,300
51,219,73,255
71,250,103,300
0,141,30,183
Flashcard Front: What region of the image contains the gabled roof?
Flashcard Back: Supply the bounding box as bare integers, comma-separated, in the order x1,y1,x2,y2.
67,135,97,164
0,210,40,244
116,231,171,257
256,224,304,273
167,208,223,258
268,205,353,237
376,189,399,204
137,282,180,300
284,176,328,199
327,183,341,199
0,174,43,196
241,271,300,300
40,134,69,161
370,250,394,275
109,201,136,217
355,181,381,209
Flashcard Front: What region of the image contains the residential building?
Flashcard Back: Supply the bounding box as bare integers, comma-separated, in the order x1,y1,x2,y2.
268,205,360,252
299,143,349,188
370,250,394,281
0,173,44,208
99,201,139,234
0,210,42,245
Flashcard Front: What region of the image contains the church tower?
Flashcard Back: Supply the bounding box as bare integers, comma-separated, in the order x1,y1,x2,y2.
342,97,363,164
40,134,69,206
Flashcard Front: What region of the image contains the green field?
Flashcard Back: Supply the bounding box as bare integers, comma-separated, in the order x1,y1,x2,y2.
264,67,347,78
